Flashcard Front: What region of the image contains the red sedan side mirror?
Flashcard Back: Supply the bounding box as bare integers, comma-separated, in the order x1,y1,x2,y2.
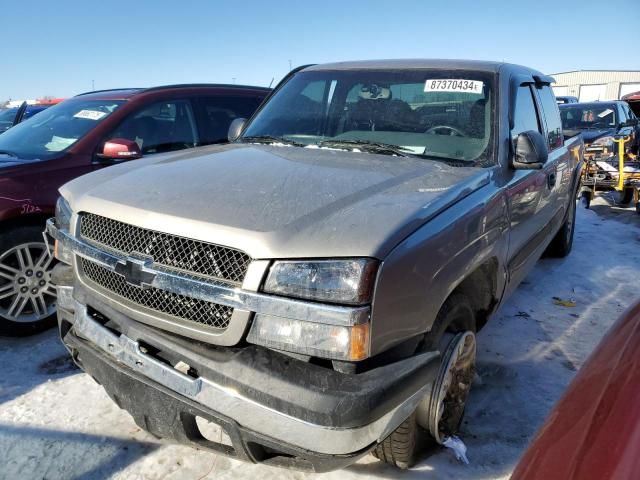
98,138,143,161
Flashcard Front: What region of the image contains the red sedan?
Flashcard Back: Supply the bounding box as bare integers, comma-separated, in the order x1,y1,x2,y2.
513,300,640,480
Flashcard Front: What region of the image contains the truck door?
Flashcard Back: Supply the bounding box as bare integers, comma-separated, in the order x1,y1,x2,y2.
504,84,554,291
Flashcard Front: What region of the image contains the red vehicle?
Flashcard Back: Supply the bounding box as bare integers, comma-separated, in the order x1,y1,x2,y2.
623,91,640,118
0,84,270,335
512,300,640,480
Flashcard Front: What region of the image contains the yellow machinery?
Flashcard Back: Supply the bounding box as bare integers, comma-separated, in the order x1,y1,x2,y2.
580,133,640,214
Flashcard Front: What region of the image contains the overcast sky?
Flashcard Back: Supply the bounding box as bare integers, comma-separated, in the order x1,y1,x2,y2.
2,0,638,100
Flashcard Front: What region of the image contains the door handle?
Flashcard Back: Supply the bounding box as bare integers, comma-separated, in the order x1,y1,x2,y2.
547,171,556,189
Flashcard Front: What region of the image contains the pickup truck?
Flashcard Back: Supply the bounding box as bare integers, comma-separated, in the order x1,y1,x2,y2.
0,84,269,335
48,60,584,472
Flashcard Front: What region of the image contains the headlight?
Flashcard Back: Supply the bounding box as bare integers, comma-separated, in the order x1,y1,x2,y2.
53,196,73,264
55,196,72,230
263,259,377,305
247,314,370,361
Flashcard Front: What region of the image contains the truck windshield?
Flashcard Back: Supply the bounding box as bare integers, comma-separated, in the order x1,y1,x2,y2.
0,99,124,160
242,69,495,165
560,104,617,130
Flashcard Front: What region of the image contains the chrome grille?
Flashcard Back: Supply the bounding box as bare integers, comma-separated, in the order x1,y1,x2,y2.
79,213,251,285
80,258,233,330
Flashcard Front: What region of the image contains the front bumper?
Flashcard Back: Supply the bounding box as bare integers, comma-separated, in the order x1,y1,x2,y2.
54,269,440,471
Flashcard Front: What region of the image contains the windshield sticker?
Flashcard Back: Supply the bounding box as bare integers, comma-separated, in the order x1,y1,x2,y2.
424,79,484,94
597,108,614,118
45,136,76,151
73,109,107,120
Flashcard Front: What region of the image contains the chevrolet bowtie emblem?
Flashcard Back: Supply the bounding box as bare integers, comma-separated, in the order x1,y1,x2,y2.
114,256,156,289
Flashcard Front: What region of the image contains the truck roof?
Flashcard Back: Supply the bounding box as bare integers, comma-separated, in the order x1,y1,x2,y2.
302,59,547,77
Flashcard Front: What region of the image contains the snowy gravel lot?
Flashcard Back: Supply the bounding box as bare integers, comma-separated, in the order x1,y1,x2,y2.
1,203,639,480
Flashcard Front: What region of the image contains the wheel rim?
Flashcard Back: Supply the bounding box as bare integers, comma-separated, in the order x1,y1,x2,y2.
421,331,476,444
0,242,57,323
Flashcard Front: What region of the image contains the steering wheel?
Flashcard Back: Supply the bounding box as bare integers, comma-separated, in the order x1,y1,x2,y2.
425,125,467,137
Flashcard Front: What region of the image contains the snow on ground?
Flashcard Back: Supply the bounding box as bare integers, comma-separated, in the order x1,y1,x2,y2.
1,204,639,480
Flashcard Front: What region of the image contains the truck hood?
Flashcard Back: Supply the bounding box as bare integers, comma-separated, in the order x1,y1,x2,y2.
564,128,614,145
61,144,489,259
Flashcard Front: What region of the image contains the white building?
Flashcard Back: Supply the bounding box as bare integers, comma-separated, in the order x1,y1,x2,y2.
550,70,640,102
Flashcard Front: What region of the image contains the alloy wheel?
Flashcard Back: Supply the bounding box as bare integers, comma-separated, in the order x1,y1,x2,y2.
0,242,57,323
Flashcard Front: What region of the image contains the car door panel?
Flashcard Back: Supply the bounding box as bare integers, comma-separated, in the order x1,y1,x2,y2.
505,84,553,287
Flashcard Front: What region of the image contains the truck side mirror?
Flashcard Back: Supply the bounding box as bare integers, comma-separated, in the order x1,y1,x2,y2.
96,138,143,162
228,118,247,143
623,118,638,127
512,130,548,169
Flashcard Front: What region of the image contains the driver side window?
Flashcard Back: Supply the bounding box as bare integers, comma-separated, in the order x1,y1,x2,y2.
106,100,198,155
511,85,541,139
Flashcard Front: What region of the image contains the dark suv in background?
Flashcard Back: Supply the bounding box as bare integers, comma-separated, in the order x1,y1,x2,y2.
0,84,270,335
559,100,640,155
0,103,52,133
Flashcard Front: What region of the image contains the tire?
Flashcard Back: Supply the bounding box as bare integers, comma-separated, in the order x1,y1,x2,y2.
545,197,576,258
580,191,591,209
614,188,634,205
372,294,475,469
0,226,57,336
371,412,419,469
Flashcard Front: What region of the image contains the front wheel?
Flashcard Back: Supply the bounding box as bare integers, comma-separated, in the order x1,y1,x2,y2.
580,190,591,209
372,294,476,469
0,226,57,336
614,188,634,206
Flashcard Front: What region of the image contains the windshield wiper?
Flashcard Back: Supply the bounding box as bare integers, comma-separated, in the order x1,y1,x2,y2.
241,135,305,147
420,155,472,167
0,150,17,158
317,139,412,157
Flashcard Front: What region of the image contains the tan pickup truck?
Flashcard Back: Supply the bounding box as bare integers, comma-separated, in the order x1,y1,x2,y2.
48,59,583,472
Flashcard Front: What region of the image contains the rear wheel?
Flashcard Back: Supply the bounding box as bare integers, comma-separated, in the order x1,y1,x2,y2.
0,226,57,336
614,188,634,205
545,196,576,258
372,294,476,469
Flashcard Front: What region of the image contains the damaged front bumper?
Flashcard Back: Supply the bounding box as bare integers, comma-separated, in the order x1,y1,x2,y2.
53,265,440,471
